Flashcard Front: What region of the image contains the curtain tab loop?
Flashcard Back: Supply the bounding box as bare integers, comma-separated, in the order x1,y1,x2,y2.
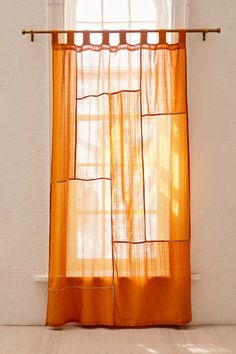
141,31,147,44
179,30,186,43
120,31,126,45
67,32,74,45
159,30,166,44
102,31,109,45
51,31,58,45
83,31,90,45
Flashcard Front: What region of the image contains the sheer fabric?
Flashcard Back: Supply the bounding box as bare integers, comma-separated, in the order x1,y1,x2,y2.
46,30,191,327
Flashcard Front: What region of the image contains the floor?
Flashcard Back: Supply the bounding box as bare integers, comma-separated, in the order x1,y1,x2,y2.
0,325,235,354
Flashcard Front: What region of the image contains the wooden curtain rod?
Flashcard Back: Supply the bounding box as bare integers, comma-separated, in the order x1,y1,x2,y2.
22,28,221,42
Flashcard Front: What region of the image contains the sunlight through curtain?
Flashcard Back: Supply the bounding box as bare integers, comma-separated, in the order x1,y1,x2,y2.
46,29,191,327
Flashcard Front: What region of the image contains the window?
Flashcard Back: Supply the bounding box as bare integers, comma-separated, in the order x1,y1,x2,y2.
66,0,160,31
63,0,188,277
65,0,189,42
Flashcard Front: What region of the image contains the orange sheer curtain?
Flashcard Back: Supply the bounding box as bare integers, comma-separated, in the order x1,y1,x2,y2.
46,30,191,327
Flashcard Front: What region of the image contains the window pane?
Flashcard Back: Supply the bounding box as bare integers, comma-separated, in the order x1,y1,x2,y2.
76,0,102,22
103,0,129,22
130,0,157,22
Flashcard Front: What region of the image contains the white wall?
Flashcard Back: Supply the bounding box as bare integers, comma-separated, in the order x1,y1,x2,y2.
0,0,235,325
0,0,50,325
188,0,236,324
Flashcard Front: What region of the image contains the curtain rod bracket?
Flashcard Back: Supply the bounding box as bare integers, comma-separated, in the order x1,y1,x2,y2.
22,30,35,42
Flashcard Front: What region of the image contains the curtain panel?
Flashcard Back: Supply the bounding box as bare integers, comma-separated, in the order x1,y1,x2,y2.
46,30,191,327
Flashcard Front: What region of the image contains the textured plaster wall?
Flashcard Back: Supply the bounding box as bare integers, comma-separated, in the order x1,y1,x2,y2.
0,0,50,325
0,0,236,325
188,0,236,324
